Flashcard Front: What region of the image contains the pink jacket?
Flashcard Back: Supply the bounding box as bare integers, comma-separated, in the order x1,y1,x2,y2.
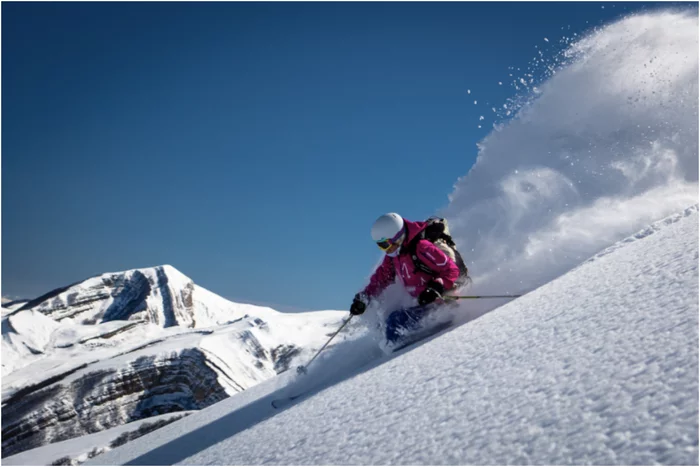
363,219,461,299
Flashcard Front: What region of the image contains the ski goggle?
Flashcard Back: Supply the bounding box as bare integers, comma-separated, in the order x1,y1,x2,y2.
376,229,406,252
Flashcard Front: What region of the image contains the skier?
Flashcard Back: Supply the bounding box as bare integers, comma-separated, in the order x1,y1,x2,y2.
349,213,463,345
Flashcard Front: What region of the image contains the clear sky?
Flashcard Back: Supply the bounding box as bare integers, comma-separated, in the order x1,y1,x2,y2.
1,1,685,311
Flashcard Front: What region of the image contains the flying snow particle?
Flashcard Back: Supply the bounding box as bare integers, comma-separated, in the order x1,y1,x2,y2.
474,100,477,105
498,81,503,85
544,37,549,42
479,116,485,120
467,89,471,94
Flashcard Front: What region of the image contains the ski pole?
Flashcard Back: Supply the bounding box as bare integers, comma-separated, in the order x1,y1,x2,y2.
444,294,523,300
296,315,353,375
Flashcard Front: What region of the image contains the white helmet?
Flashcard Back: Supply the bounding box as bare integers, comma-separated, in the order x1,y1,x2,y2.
371,213,406,257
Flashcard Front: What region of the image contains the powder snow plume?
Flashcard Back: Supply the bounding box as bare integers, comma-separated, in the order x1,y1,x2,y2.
443,10,698,316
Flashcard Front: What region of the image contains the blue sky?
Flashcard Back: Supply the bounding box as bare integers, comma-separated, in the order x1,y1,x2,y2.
2,1,680,311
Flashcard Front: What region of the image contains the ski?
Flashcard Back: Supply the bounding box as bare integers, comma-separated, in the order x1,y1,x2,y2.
271,393,305,409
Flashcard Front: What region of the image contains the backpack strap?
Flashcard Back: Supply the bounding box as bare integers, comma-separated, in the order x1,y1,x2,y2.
402,231,432,276
403,232,443,278
403,227,470,285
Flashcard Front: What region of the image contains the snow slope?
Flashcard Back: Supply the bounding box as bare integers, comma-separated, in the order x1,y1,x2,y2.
1,299,29,316
82,206,698,466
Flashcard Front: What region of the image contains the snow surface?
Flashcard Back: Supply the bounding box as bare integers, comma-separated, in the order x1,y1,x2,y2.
87,206,698,465
1,300,28,315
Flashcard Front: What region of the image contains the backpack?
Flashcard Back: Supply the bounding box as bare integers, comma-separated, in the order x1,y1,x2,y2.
403,217,470,288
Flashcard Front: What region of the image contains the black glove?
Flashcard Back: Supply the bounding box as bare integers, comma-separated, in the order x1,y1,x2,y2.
350,293,368,315
418,281,445,306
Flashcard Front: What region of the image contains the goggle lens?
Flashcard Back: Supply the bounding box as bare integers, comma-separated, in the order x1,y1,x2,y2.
377,239,392,250
376,229,405,252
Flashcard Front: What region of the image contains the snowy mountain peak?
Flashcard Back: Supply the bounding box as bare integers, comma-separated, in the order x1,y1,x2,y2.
14,265,197,328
